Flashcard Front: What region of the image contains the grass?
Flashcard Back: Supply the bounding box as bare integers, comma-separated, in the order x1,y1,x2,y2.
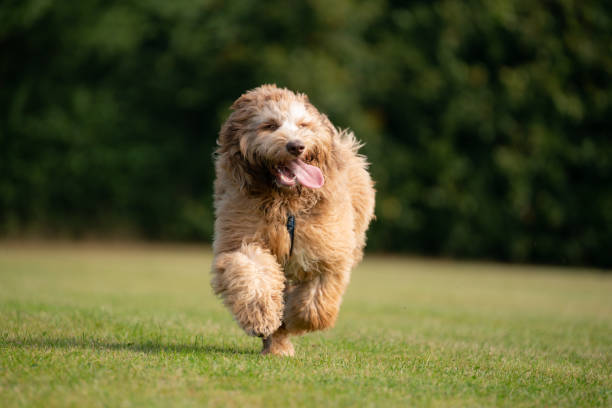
0,243,610,407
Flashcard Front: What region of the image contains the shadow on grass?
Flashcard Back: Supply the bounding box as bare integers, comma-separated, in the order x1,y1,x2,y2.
3,336,258,355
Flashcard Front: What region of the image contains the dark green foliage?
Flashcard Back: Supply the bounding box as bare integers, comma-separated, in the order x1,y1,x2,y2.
1,0,610,266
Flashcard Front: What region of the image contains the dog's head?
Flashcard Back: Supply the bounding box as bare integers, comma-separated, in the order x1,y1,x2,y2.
218,84,337,191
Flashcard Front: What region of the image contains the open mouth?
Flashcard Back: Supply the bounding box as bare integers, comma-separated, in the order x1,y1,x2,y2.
274,159,324,189
275,165,298,186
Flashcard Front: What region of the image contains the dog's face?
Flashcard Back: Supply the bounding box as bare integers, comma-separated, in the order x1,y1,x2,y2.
219,85,335,190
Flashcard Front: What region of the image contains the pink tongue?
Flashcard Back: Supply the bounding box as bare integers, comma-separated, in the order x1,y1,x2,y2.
288,159,324,189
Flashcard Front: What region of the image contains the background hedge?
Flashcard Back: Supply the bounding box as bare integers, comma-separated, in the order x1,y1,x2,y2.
1,0,611,266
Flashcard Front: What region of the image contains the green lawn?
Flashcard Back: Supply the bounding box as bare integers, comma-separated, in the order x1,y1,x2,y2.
0,244,610,407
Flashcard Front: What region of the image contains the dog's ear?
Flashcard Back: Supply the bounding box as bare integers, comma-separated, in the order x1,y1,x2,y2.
314,113,347,172
331,139,346,172
217,90,260,190
331,128,365,173
216,119,251,189
230,92,255,111
217,117,258,191
226,151,254,191
218,90,256,148
218,118,238,150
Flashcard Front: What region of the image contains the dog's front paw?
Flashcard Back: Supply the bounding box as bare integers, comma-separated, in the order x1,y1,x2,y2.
235,301,282,338
261,334,294,357
213,245,286,338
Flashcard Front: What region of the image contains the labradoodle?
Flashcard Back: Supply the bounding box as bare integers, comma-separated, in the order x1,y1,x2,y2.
211,84,375,356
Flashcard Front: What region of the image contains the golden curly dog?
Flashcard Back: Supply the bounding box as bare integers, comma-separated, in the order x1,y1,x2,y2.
211,84,375,356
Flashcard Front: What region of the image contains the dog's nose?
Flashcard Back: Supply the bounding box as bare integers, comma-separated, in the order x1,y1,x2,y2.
286,140,305,156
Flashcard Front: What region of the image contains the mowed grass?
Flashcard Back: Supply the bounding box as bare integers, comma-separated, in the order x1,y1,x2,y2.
0,244,610,407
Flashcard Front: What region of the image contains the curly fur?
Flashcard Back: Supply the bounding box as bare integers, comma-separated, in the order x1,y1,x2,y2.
211,84,375,356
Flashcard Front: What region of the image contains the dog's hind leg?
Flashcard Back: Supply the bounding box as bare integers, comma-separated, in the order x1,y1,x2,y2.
282,271,350,335
212,243,285,338
261,324,294,356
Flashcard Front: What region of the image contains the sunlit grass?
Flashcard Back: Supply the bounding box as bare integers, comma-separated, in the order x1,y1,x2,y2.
1,243,610,407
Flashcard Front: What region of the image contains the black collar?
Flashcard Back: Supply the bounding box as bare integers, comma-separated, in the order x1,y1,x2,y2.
286,214,295,256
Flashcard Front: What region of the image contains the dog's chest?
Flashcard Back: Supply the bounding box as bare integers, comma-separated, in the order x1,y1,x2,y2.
264,215,320,281
283,241,320,281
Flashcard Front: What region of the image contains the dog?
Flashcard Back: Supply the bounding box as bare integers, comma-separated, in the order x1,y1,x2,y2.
211,84,375,356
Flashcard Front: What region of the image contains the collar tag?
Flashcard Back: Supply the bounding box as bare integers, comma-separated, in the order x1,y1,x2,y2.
286,214,295,256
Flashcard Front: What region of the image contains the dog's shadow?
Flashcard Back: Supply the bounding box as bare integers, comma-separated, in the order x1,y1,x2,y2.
4,335,257,356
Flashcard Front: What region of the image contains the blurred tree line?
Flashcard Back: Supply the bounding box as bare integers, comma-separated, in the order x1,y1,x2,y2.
1,0,611,267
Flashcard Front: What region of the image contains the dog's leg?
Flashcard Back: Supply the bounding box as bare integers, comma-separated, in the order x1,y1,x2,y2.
261,324,294,356
212,243,285,338
260,282,297,356
283,271,350,335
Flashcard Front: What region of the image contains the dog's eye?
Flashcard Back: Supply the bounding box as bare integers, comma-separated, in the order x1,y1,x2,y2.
261,122,279,131
298,122,310,128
